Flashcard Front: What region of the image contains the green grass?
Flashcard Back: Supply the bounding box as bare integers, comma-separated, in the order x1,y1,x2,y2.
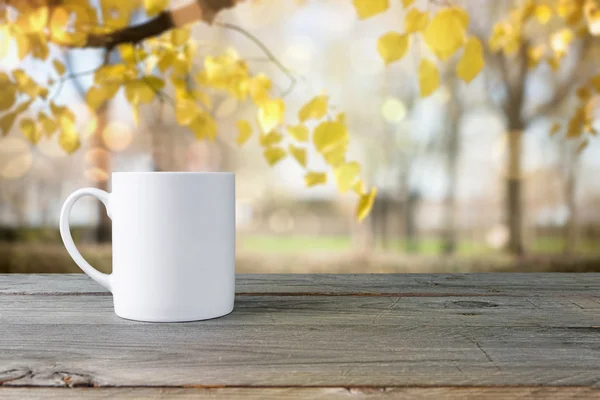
239,235,599,255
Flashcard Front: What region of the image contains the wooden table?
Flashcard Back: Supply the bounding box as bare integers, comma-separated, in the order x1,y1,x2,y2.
1,274,599,399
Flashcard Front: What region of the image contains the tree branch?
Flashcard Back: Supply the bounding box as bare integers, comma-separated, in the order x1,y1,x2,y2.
79,0,237,50
85,12,173,49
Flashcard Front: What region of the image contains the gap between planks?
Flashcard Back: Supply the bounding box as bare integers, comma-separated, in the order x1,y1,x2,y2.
0,291,515,297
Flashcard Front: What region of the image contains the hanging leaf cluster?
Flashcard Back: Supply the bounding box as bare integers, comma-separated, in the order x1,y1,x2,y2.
0,0,377,221
549,75,600,153
353,0,484,96
487,0,600,152
236,93,376,222
354,0,600,154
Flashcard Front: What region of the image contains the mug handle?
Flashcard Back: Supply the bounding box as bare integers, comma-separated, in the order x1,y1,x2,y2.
59,188,112,291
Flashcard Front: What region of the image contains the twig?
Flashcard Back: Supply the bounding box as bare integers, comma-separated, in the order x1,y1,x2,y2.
215,22,298,97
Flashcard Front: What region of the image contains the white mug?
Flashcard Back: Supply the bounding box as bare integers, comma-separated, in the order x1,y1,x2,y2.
59,172,235,322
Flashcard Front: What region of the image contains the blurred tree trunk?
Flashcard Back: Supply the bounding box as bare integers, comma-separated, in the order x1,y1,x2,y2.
564,151,579,254
504,44,527,256
442,82,461,255
506,129,524,255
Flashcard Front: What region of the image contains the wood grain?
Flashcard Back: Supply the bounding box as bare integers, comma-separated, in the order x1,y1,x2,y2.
1,274,599,397
2,273,599,296
2,387,599,399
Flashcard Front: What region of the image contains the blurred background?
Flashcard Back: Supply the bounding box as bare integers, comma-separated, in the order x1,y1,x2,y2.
1,0,599,273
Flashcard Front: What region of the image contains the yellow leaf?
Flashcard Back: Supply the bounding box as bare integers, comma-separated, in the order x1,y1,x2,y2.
29,33,49,60
236,120,252,146
260,130,283,147
0,112,17,136
94,64,127,86
402,0,414,7
313,120,348,166
175,100,200,125
38,112,58,137
249,74,272,105
404,8,429,33
576,140,589,154
453,7,469,27
158,52,176,72
353,0,389,19
59,130,80,154
50,102,75,124
189,112,217,141
39,87,49,100
125,78,163,105
119,44,136,64
305,171,327,187
289,144,307,167
456,37,484,84
418,59,440,97
49,5,91,46
577,87,591,102
264,146,287,166
534,4,553,24
423,8,467,61
85,84,119,110
171,28,191,46
191,89,213,108
334,162,361,193
550,123,561,136
287,124,309,142
26,6,49,33
13,69,43,98
352,179,365,195
131,104,140,127
0,73,16,111
53,59,66,75
377,32,409,65
298,95,328,122
16,33,30,60
527,45,545,69
258,98,285,132
550,28,574,57
144,0,169,17
590,75,600,92
548,54,560,71
356,188,377,222
566,108,584,138
20,118,41,144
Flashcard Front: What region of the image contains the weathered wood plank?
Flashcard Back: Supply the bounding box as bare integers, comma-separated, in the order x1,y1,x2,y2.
1,294,599,387
2,387,599,399
1,273,599,296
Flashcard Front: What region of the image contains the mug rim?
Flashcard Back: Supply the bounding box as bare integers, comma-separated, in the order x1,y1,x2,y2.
112,171,234,175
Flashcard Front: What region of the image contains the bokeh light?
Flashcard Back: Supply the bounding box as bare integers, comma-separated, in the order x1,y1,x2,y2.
282,36,316,75
85,167,109,183
0,31,20,70
102,121,132,152
0,137,33,179
232,0,284,29
381,96,407,123
37,137,68,158
85,147,110,167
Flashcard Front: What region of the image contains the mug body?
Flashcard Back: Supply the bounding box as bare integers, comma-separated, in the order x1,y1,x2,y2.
110,172,235,322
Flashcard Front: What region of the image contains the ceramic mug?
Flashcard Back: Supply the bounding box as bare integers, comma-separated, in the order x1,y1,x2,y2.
59,172,235,322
